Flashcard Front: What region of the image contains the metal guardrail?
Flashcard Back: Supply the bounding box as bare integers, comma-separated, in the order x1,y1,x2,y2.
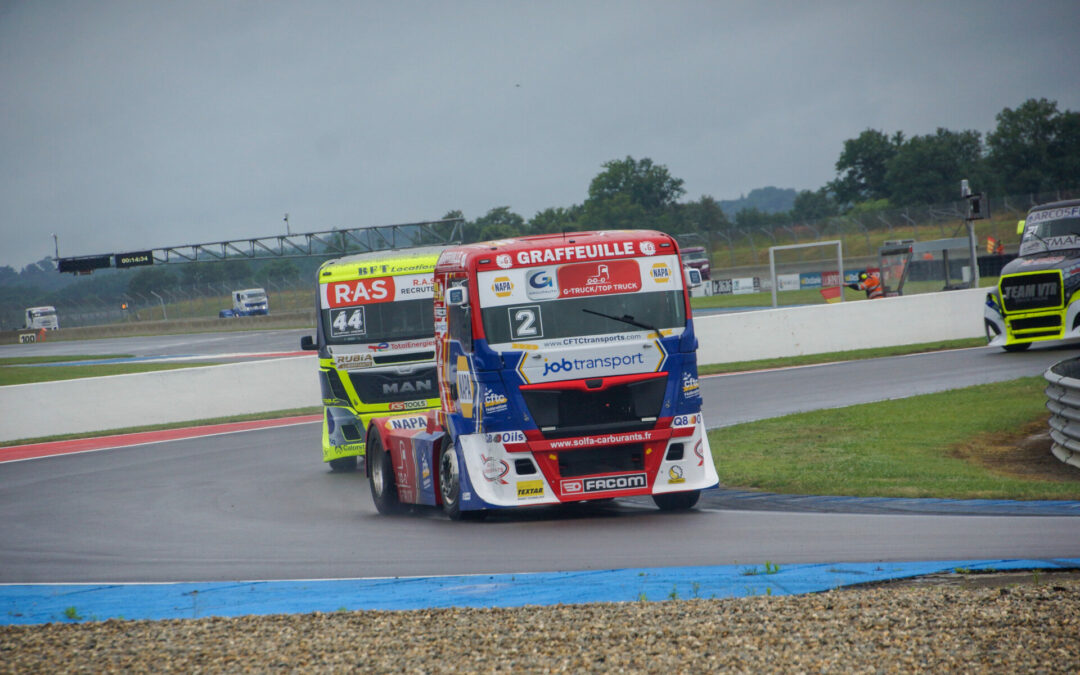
1043,357,1080,469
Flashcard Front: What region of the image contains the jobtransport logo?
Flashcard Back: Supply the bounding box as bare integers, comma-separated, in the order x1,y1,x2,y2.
541,353,645,377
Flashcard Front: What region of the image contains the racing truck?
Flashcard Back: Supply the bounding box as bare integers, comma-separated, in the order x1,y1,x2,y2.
219,288,270,318
24,306,59,330
985,199,1080,351
363,230,720,519
299,248,442,471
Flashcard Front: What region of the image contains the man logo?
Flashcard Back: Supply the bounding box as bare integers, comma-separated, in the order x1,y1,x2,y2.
382,380,434,395
492,277,514,298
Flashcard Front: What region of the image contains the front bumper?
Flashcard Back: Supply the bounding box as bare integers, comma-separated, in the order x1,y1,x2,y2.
985,297,1080,347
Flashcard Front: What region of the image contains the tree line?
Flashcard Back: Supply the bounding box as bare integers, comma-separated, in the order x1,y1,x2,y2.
2,97,1076,324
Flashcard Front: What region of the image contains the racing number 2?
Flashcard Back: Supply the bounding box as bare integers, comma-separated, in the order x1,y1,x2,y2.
509,305,542,340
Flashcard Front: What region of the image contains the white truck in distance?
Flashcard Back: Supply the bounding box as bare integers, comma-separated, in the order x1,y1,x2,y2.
220,288,270,318
24,306,59,330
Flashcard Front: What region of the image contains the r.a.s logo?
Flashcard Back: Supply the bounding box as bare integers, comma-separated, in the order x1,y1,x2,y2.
651,262,672,283
526,268,559,300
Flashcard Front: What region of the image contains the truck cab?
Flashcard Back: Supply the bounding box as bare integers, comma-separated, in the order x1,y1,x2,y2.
300,248,442,471
234,288,269,315
364,231,719,519
24,306,59,330
985,199,1080,351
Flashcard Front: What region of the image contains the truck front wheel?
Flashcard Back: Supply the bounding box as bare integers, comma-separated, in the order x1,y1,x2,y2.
652,490,701,511
439,441,484,521
368,433,402,515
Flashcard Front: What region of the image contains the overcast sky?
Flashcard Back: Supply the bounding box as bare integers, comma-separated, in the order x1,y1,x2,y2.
2,1,1078,270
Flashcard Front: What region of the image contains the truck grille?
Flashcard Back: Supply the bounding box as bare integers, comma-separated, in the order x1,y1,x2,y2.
1000,273,1062,313
348,366,438,404
1010,315,1062,331
558,444,645,477
520,376,667,439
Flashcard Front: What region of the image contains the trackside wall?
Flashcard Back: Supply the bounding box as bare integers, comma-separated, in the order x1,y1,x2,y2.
0,290,986,443
0,357,318,444
694,287,985,363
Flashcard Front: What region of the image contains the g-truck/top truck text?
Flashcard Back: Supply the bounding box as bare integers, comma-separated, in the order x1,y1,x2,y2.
300,248,442,471
363,230,720,519
985,199,1080,351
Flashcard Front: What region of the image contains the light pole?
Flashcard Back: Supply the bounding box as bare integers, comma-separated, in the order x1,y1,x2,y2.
284,213,290,235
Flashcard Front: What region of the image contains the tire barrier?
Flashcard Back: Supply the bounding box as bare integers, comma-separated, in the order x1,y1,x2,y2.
1044,357,1080,469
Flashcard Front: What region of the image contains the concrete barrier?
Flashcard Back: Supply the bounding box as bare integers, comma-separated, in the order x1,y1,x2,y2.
0,356,319,444
0,289,989,444
695,288,986,363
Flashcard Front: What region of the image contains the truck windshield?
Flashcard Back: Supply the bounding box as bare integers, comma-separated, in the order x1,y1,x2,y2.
321,298,434,346
31,309,56,318
681,249,707,262
242,292,266,303
481,291,685,345
1021,210,1080,254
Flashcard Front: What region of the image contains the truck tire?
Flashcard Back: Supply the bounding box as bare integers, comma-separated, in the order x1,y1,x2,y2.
439,441,484,521
652,490,701,511
367,433,403,515
329,456,357,473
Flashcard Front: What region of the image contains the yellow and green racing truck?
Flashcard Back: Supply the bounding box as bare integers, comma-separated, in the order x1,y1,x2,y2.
985,199,1080,351
300,247,441,471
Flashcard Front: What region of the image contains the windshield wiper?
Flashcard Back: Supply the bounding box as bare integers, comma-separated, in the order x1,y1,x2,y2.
582,308,663,338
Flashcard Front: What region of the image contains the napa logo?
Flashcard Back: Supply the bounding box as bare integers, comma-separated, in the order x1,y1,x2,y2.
526,268,559,300
651,262,672,283
492,276,514,298
385,415,427,430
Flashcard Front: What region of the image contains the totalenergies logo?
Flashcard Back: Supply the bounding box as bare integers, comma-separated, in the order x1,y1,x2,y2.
492,276,514,298
367,342,390,352
651,263,672,283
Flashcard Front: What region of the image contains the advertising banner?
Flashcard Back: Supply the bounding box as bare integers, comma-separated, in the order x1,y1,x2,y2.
713,279,733,295
732,277,757,295
822,270,841,287
778,274,800,291
799,272,822,289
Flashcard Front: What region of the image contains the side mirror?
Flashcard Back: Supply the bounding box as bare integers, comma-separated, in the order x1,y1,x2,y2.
300,335,317,351
1017,219,1026,235
447,287,468,307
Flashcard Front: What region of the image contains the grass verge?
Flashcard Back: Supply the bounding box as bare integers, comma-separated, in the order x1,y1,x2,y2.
0,360,222,386
708,376,1080,501
0,407,323,447
0,355,132,366
698,338,987,375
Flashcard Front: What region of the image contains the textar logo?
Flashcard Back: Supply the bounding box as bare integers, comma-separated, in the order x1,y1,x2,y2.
367,342,390,351
651,263,672,283
496,254,513,269
492,276,514,298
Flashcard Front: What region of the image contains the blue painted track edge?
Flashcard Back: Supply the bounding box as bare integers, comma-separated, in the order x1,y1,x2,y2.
4,558,1079,625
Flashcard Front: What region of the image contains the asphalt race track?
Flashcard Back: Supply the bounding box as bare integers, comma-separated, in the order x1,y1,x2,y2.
2,337,1079,585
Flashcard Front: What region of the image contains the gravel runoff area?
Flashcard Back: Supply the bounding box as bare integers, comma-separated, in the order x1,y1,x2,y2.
2,573,1078,673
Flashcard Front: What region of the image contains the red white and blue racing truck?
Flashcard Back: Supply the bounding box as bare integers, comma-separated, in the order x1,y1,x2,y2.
364,230,720,519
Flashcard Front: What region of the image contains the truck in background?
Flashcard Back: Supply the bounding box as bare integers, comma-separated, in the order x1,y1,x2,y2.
364,230,720,519
219,288,269,318
985,199,1080,351
24,306,59,330
680,246,711,280
299,248,442,471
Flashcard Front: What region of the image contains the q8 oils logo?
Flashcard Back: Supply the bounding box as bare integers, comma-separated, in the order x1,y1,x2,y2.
492,276,514,298
650,262,672,283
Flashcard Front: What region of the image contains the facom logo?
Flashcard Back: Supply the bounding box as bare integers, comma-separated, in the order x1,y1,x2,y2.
492,276,514,298
651,263,672,283
582,473,647,493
